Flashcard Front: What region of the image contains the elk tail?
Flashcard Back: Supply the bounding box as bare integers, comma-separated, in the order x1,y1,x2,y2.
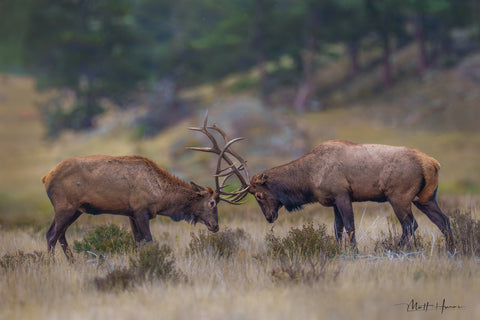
416,153,441,204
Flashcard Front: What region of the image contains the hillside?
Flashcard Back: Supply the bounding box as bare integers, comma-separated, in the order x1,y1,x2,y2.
1,50,480,227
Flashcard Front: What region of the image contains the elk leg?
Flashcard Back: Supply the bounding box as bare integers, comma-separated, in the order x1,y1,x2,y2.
334,194,356,246
333,205,345,242
47,208,82,260
413,198,454,252
389,200,417,247
129,217,145,246
133,210,153,243
58,233,74,261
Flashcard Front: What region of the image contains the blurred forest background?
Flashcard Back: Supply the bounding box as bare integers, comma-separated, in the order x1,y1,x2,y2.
1,0,480,227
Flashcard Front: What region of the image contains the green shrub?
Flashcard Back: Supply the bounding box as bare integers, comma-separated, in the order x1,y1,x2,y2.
265,224,341,284
73,224,135,255
450,209,480,257
265,223,340,261
130,242,185,282
93,241,185,291
186,228,248,258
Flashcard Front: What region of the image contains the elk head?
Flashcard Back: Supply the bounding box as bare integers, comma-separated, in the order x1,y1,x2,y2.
188,181,219,232
186,112,251,206
249,173,282,223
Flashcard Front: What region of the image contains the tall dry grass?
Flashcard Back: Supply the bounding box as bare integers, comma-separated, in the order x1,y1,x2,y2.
1,200,479,320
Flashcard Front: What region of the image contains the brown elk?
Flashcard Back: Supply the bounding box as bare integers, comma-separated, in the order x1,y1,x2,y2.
42,139,248,259
248,140,454,251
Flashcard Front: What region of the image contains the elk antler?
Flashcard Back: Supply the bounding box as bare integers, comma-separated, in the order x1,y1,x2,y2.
187,111,250,205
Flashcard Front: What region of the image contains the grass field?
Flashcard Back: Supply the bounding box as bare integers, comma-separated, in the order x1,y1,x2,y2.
1,67,480,320
1,200,479,320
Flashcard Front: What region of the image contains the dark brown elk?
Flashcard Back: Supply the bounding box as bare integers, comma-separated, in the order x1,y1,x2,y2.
248,140,454,251
42,146,248,259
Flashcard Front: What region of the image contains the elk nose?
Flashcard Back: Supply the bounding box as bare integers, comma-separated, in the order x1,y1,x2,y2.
209,224,219,233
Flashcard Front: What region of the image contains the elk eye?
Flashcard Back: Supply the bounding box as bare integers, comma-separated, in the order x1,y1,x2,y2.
255,192,264,200
209,200,216,208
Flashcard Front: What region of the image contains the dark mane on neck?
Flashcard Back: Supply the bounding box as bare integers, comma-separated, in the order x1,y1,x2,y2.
267,163,315,212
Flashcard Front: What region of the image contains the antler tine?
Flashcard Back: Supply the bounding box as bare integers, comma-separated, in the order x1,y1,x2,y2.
187,111,251,204
213,138,251,204
216,137,249,188
208,124,250,182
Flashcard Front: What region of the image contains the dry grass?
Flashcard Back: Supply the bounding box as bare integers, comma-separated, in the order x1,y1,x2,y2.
1,201,479,320
2,51,480,319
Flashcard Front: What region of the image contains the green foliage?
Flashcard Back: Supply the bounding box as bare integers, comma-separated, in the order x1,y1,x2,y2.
450,209,480,257
130,242,185,282
73,224,135,255
186,228,248,258
1,0,478,134
265,224,341,284
93,241,185,291
25,0,149,135
265,223,340,261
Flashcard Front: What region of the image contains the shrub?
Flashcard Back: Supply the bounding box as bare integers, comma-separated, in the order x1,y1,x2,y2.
130,242,185,282
450,209,480,257
94,268,136,292
373,220,429,254
93,241,185,291
265,223,340,261
73,224,135,255
186,228,248,258
265,224,341,284
0,250,50,271
270,255,342,284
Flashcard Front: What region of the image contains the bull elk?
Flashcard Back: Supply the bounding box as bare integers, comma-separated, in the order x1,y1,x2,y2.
248,140,454,251
42,130,248,259
189,117,454,251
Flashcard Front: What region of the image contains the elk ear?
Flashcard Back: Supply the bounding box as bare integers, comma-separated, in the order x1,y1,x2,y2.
254,173,268,185
190,181,206,195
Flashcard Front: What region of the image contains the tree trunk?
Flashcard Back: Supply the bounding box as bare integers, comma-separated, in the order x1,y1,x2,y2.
252,0,270,106
347,40,359,76
294,34,315,112
381,32,392,88
414,13,427,77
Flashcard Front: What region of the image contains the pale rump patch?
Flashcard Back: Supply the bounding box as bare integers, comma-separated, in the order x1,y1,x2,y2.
411,149,441,203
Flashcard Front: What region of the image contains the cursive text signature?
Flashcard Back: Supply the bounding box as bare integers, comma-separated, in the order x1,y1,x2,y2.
396,298,465,314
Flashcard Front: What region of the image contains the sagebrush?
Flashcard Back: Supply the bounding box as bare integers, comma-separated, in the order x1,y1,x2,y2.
265,223,340,261
73,224,135,255
186,227,248,258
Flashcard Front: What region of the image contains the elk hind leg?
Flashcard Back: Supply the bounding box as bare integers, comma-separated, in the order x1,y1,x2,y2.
413,197,454,252
47,208,82,260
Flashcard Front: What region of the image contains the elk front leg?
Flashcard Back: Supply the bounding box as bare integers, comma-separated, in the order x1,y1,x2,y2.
129,217,145,247
133,210,153,244
334,194,356,247
333,205,345,243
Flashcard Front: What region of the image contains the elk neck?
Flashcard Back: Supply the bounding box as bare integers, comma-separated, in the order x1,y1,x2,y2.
152,183,200,222
266,157,316,212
